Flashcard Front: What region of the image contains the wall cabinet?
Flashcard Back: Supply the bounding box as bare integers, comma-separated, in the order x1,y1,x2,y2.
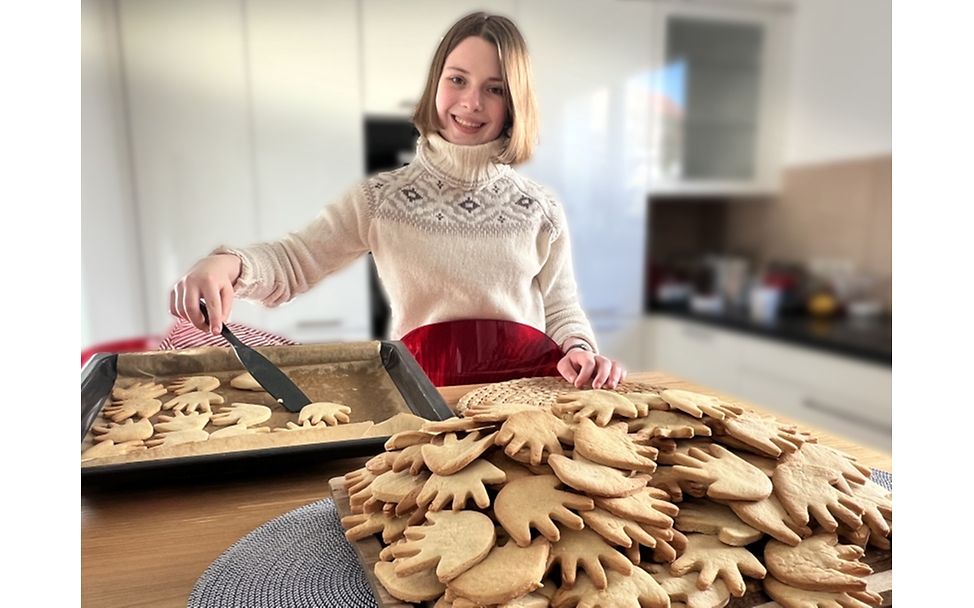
116,0,369,343
645,315,891,452
645,0,791,195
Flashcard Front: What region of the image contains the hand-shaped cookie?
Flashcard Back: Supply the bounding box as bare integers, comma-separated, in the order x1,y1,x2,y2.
209,424,271,439
145,428,209,448
345,468,377,512
785,443,871,485
375,561,445,603
551,567,670,608
554,390,639,426
81,439,147,462
416,459,506,511
494,409,573,465
154,410,211,432
713,410,812,457
670,533,767,597
765,533,872,592
669,443,772,501
101,397,162,422
230,372,263,391
163,390,224,414
370,468,430,504
298,401,351,426
548,527,633,589
111,381,167,401
391,510,495,581
210,403,272,427
166,375,220,394
580,507,665,550
573,418,658,473
274,420,328,432
421,430,497,475
494,474,594,546
728,494,812,546
675,499,762,546
645,564,731,608
622,392,669,416
660,388,743,420
847,478,892,538
549,453,649,498
448,537,551,606
628,410,713,439
763,576,883,608
91,417,154,443
463,401,545,422
593,486,679,528
391,444,428,475
341,510,409,543
773,462,865,532
420,416,496,434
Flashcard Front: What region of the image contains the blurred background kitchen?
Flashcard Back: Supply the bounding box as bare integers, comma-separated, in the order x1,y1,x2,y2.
81,0,891,451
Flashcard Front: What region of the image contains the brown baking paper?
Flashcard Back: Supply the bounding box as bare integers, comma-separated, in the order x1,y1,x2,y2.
81,342,429,468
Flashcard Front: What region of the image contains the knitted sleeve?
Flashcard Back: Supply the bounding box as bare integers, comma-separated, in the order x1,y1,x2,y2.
211,183,372,307
535,195,600,353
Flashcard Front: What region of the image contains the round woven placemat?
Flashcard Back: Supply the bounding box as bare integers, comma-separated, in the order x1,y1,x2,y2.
188,498,377,608
455,376,666,414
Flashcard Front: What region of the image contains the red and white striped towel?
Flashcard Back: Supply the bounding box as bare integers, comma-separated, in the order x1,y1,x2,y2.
158,320,297,350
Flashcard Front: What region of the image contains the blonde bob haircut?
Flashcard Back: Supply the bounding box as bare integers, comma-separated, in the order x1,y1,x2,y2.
412,12,538,165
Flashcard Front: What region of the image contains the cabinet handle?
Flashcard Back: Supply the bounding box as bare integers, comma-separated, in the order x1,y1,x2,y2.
296,319,343,329
682,326,714,341
801,397,892,434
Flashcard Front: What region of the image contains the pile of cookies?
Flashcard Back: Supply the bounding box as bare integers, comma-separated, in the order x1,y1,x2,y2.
339,387,891,607
81,374,353,461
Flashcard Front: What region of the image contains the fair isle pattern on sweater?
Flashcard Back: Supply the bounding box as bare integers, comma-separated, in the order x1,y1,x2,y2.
362,163,562,239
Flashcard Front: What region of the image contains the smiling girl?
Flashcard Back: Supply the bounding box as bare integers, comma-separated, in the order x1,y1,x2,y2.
170,12,627,390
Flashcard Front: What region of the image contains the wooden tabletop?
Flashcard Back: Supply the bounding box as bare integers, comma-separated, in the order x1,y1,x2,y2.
81,371,891,607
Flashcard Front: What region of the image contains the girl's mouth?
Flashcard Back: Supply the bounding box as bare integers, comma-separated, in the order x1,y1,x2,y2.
452,114,485,134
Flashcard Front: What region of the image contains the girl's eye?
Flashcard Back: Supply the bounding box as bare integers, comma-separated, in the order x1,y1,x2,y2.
488,87,505,96
449,76,464,85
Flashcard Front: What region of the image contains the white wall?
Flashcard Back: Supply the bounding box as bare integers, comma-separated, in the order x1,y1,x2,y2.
783,0,892,165
81,0,147,346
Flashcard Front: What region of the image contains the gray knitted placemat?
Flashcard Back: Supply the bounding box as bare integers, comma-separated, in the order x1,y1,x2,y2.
189,469,893,607
188,498,378,608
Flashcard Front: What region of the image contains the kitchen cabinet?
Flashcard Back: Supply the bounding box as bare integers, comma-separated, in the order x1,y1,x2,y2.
645,0,791,195
645,315,891,452
360,0,516,117
116,0,369,342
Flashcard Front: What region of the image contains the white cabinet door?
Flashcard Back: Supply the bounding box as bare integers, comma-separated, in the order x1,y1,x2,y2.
119,0,266,333
647,316,741,396
360,0,515,117
244,0,369,343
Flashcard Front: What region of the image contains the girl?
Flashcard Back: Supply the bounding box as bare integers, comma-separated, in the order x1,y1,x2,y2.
169,11,626,390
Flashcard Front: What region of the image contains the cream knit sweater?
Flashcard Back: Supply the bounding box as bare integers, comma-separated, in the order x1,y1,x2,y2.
215,133,598,352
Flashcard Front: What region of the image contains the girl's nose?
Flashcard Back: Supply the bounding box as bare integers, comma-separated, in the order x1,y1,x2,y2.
462,89,482,111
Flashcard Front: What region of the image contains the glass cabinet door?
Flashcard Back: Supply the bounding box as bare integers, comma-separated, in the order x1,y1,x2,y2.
649,3,787,192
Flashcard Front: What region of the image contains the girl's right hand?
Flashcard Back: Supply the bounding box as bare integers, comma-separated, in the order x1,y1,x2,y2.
169,254,242,335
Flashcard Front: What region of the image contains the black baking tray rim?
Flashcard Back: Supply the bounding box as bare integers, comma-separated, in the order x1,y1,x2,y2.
80,341,453,479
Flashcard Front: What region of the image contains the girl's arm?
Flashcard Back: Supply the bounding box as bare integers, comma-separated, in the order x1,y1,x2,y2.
537,202,626,389
171,183,371,333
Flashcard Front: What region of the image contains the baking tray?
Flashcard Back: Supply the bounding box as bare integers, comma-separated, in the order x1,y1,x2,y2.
81,341,452,479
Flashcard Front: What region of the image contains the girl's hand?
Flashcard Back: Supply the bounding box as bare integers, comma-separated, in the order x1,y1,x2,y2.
169,254,242,335
556,341,627,390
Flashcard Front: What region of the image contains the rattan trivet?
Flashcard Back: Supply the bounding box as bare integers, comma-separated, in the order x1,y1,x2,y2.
455,376,666,415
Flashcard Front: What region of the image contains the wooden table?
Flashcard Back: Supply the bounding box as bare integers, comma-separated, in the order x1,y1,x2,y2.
81,372,891,607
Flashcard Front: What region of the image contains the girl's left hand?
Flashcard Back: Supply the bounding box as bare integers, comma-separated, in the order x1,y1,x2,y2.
557,348,627,390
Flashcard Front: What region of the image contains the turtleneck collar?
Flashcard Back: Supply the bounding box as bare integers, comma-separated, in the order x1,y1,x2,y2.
415,132,510,188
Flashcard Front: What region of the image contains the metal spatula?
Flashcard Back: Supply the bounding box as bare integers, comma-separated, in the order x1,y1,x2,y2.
200,300,311,413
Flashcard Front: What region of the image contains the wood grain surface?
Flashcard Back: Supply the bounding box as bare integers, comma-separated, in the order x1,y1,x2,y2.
81,371,892,607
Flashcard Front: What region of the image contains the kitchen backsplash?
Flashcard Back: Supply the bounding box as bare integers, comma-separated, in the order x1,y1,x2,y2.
648,155,892,312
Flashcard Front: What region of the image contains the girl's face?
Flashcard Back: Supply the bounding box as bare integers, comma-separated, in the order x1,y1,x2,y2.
435,36,509,146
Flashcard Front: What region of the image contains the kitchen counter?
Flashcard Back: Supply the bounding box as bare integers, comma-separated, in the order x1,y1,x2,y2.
650,304,891,366
81,371,892,608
